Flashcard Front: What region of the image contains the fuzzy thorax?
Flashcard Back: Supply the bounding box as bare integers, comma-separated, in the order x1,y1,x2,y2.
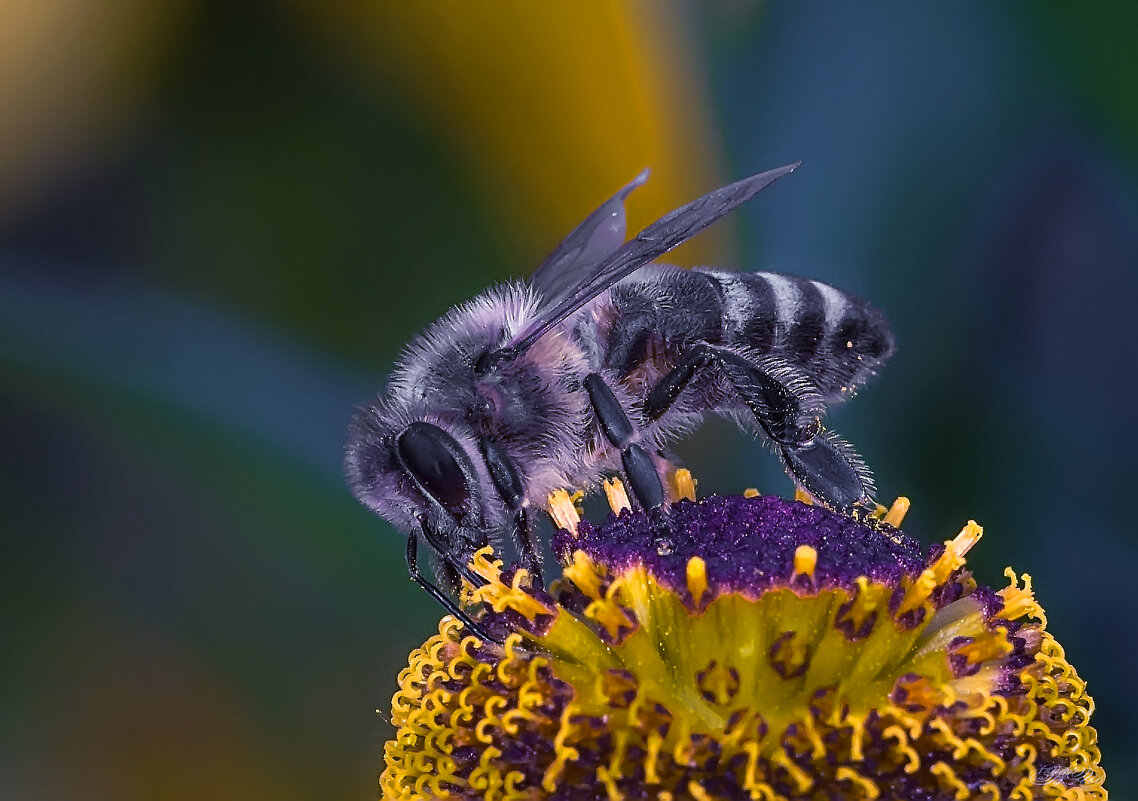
382,482,1105,800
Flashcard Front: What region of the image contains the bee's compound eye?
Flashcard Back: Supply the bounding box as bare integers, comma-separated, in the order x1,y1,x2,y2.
396,422,472,516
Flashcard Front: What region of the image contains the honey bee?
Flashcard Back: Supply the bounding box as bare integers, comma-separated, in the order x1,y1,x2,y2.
346,163,894,628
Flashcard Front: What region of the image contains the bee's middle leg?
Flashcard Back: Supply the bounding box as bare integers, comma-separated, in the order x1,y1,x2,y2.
583,373,665,511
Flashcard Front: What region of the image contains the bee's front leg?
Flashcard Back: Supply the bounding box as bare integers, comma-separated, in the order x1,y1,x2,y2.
405,524,502,644
417,515,492,593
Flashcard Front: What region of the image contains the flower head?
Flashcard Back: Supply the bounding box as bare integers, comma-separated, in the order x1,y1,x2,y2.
382,476,1105,800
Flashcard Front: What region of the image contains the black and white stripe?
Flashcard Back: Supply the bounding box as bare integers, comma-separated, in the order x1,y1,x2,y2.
700,269,892,400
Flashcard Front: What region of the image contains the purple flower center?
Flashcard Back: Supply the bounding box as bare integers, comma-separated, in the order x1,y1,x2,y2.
552,494,928,597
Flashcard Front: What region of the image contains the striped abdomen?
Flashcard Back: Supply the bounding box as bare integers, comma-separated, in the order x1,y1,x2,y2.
697,268,895,400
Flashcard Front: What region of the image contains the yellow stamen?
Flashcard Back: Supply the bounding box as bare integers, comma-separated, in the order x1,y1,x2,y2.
996,569,1046,626
569,489,585,511
470,580,551,622
929,522,983,585
793,544,817,578
671,467,697,501
468,559,551,622
468,546,504,583
563,549,604,600
686,556,708,606
743,487,760,498
584,595,636,640
848,714,866,762
607,729,630,779
882,725,921,773
950,520,982,557
603,477,631,514
547,489,581,534
883,496,910,527
837,575,883,632
597,765,622,800
794,486,814,504
897,568,937,617
698,660,739,705
771,749,813,792
644,733,663,784
954,632,1013,665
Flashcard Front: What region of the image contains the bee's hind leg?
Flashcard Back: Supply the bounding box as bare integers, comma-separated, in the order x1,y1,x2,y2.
644,342,874,512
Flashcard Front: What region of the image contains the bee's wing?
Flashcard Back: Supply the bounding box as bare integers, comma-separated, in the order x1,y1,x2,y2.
528,170,649,311
506,162,801,356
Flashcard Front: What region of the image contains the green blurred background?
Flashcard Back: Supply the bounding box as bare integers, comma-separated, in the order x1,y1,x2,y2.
2,2,1135,798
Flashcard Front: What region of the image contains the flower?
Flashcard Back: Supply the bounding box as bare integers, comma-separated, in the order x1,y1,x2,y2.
381,474,1106,800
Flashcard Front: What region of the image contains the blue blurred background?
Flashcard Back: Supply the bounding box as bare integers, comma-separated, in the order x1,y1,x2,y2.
2,3,1135,798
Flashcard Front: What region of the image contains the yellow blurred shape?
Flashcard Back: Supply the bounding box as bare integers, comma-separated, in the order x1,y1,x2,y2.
0,0,190,220
293,1,728,265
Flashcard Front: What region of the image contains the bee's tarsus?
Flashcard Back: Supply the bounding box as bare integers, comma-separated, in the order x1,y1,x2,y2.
584,373,635,448
647,505,674,555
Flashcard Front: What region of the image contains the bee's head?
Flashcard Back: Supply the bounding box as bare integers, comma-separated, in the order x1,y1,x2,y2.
344,284,542,535
344,405,487,536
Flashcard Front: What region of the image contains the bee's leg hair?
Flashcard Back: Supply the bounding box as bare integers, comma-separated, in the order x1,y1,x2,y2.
584,373,665,510
645,343,872,511
406,530,503,645
479,438,543,588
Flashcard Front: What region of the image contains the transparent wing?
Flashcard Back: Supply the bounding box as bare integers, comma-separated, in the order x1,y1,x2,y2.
529,169,649,312
506,161,801,356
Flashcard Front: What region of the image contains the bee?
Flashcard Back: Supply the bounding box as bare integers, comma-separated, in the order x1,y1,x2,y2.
345,163,894,630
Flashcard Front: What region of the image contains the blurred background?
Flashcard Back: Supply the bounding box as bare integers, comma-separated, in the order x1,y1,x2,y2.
2,2,1135,798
